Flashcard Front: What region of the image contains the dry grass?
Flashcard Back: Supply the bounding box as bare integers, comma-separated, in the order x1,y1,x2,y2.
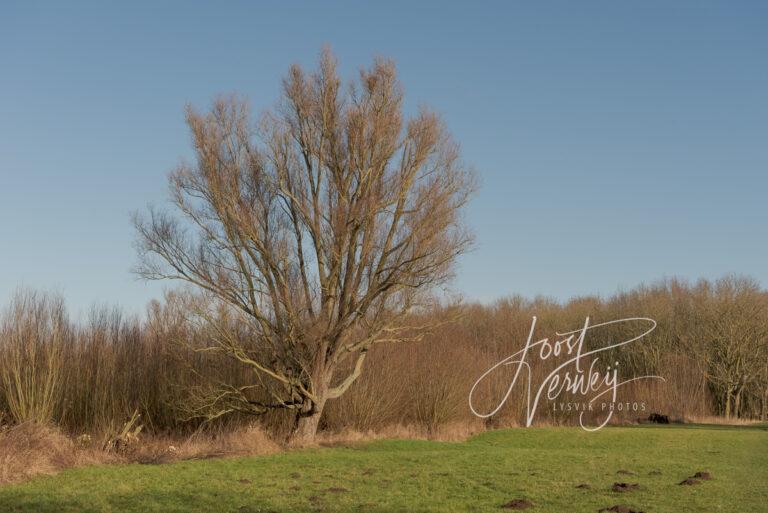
0,421,281,484
0,418,491,486
310,419,489,448
128,424,281,464
0,423,114,485
685,414,762,426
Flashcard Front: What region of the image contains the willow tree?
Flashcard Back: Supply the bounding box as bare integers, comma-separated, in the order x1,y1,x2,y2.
134,50,475,440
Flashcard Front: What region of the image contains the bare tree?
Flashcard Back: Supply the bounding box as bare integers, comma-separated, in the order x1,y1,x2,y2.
687,277,768,419
756,340,768,421
133,49,475,440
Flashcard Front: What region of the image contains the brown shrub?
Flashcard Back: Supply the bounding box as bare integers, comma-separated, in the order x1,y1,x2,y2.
2,276,766,440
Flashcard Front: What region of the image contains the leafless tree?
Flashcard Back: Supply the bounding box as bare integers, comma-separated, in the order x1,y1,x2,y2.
756,343,768,421
133,49,475,440
687,277,768,418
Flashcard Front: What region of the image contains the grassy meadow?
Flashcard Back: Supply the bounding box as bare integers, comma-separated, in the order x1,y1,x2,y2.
1,424,764,513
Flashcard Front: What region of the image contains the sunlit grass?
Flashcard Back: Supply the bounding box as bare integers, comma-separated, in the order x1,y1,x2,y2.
1,424,765,513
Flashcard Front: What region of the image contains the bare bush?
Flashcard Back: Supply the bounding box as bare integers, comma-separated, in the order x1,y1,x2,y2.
0,274,766,443
0,291,70,424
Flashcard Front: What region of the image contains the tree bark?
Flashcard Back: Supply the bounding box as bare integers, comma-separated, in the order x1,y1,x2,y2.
291,373,329,443
733,387,742,419
294,406,324,442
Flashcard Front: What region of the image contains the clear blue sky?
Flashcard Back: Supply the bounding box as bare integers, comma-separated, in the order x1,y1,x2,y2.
1,1,766,316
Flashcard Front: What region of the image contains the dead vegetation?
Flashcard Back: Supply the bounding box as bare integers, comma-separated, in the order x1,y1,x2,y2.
0,417,488,485
0,421,280,484
0,422,113,485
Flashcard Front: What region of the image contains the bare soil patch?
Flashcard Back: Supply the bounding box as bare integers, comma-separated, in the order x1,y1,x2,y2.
501,499,534,509
598,506,645,513
611,483,640,493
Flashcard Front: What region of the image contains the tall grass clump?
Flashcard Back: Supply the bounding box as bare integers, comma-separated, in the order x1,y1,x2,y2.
0,290,69,424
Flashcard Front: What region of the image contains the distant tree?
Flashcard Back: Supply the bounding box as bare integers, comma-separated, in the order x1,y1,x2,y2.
755,341,768,420
688,277,768,419
134,49,475,440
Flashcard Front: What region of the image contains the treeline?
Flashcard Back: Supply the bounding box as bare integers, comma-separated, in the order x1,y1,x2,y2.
0,275,766,438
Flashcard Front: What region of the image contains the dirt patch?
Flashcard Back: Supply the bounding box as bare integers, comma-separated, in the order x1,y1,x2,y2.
325,487,348,493
679,478,701,486
361,468,376,476
612,483,640,493
576,483,592,489
648,470,662,476
616,469,635,476
598,506,645,513
237,478,252,484
692,471,712,480
289,472,301,479
501,499,534,509
307,495,323,504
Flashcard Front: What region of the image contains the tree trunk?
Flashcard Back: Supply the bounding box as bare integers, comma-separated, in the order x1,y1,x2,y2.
291,376,329,443
733,388,742,419
724,390,732,419
762,388,768,421
294,406,325,442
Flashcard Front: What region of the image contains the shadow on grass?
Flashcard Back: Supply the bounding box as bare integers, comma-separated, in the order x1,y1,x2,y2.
0,489,406,513
612,422,768,432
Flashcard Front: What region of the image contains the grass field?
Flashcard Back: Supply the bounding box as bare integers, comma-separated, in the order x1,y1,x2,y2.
1,424,765,513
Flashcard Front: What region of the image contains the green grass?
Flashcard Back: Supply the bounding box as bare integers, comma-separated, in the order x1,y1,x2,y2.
1,424,766,513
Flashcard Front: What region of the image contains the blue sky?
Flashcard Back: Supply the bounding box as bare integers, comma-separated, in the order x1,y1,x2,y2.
1,1,766,316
